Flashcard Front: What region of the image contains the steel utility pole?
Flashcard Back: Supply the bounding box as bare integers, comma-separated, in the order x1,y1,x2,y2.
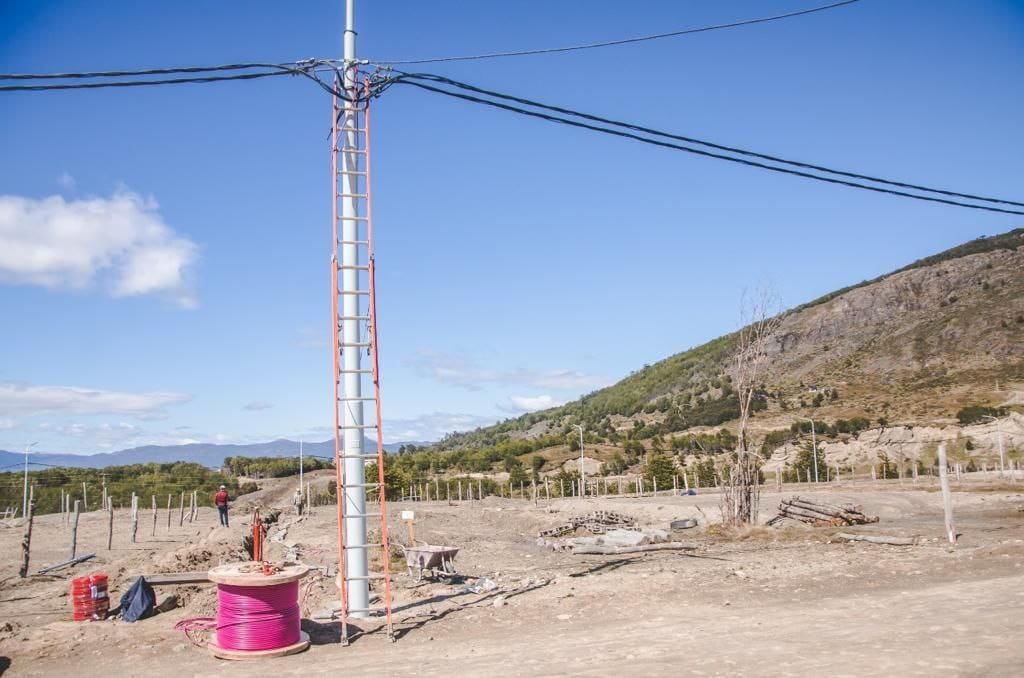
340,0,369,618
573,424,585,496
21,442,37,519
801,418,818,483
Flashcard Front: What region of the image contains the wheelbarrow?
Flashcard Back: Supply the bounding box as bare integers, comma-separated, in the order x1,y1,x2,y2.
402,544,459,581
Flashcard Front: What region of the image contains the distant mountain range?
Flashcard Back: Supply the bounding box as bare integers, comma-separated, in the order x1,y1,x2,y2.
0,437,428,470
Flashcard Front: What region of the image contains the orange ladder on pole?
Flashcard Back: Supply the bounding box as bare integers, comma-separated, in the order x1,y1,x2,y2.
331,77,394,643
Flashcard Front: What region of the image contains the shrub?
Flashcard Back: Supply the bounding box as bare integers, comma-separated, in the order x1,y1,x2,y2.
957,405,1008,425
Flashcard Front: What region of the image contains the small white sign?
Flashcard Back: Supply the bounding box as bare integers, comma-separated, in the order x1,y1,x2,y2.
401,510,415,521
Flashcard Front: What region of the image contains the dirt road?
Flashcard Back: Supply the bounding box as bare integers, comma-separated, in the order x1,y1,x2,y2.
2,478,1022,676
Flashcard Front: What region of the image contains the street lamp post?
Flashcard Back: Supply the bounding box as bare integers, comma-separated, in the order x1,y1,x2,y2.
980,415,1005,476
22,441,38,517
573,424,585,497
801,418,818,483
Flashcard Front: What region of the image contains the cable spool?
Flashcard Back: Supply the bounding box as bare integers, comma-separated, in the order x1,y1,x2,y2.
206,562,311,660
71,573,109,621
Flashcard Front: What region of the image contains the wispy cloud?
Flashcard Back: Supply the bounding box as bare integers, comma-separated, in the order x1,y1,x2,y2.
0,418,15,430
384,411,499,443
57,172,76,190
0,383,190,419
0,189,199,308
407,350,608,392
43,421,140,449
242,401,273,411
294,326,329,350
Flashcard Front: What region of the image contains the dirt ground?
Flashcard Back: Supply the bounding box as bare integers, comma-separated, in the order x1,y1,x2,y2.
2,472,1023,677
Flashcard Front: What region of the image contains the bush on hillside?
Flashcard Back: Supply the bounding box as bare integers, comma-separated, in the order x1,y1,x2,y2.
956,405,1008,425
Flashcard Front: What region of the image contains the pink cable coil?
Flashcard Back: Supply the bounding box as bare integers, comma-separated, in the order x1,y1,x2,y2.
214,581,301,651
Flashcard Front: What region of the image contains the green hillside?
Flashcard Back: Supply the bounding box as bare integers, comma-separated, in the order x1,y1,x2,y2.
432,227,1024,451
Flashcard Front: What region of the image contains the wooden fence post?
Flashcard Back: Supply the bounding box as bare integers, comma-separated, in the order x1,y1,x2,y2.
938,442,956,545
83,481,88,510
166,494,172,531
19,495,35,578
107,497,114,550
151,495,157,537
179,491,185,527
60,489,65,523
70,500,81,559
130,493,138,544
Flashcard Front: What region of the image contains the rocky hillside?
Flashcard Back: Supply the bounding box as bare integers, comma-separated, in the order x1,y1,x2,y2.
437,229,1024,462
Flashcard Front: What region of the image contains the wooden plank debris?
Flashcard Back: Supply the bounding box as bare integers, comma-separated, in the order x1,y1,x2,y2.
832,533,918,546
767,496,878,527
571,541,698,555
36,552,96,574
142,571,212,585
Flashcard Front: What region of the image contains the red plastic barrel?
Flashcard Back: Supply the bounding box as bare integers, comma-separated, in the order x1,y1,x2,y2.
71,573,109,621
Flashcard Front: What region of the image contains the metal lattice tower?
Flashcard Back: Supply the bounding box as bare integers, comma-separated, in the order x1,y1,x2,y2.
331,73,394,643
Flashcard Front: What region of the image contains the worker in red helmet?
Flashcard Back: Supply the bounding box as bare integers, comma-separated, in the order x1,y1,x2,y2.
215,485,230,527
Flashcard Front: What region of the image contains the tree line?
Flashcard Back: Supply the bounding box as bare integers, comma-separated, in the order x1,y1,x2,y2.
0,462,254,516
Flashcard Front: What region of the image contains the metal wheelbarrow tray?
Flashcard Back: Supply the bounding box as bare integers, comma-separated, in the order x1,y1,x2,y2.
402,544,459,580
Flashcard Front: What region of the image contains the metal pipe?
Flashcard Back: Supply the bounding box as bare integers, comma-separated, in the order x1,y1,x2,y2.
340,0,369,617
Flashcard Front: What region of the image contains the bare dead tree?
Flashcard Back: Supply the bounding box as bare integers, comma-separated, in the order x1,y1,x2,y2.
722,290,783,526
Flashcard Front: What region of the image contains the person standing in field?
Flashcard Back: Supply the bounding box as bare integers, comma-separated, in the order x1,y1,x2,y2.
215,485,230,527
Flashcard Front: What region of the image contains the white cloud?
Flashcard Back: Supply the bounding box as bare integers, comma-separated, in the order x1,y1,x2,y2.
383,411,499,442
0,189,199,308
0,418,15,430
408,350,608,392
47,421,140,449
0,383,190,418
57,172,76,190
242,401,274,411
505,394,563,413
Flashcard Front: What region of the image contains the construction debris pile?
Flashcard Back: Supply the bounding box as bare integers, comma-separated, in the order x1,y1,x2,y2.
537,512,697,555
767,496,879,527
537,511,639,538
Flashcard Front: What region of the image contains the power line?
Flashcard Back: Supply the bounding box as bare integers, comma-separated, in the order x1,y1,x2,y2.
396,73,1024,210
389,75,1024,216
0,62,301,80
0,60,363,100
0,70,291,92
372,0,863,65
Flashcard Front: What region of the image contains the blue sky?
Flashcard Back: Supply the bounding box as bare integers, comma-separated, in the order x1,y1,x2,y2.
1,1,1021,454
